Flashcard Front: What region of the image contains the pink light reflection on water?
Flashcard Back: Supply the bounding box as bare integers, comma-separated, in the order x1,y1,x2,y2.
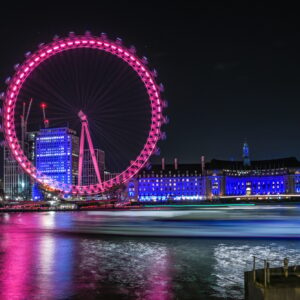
143,247,173,300
0,230,33,299
0,213,75,299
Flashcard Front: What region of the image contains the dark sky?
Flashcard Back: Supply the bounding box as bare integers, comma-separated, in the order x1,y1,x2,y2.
1,1,300,166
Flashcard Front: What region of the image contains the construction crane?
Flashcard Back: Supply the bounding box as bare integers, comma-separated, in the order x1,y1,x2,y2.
40,102,49,128
19,98,33,199
20,98,33,150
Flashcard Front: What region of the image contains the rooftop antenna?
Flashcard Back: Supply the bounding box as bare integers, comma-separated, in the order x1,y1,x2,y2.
201,155,205,175
40,102,49,128
161,157,165,170
243,139,251,167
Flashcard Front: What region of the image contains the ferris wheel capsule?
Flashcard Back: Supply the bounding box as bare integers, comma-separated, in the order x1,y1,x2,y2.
160,132,167,140
100,32,107,40
0,92,5,100
5,77,11,85
141,56,148,65
53,35,59,41
115,38,122,45
151,69,158,77
129,45,136,54
159,83,164,92
85,30,91,37
14,63,20,71
163,115,169,124
38,43,45,49
25,51,31,57
68,31,76,38
162,100,168,108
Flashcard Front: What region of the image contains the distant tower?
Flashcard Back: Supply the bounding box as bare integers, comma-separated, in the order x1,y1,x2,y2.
243,140,251,167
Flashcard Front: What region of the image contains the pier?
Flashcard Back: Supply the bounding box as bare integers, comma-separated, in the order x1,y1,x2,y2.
245,257,300,300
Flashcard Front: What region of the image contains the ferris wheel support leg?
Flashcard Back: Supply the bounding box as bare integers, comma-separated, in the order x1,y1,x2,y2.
78,122,85,186
83,123,103,190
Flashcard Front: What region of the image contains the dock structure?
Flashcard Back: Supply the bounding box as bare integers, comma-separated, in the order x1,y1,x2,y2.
245,257,300,300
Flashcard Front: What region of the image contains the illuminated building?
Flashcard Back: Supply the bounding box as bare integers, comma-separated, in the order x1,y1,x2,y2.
3,146,27,200
3,131,39,201
33,127,79,200
129,143,300,202
0,178,3,200
133,160,206,202
206,157,296,197
27,131,38,163
82,148,105,185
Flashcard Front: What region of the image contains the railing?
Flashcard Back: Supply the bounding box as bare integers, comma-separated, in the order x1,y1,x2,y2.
251,256,299,287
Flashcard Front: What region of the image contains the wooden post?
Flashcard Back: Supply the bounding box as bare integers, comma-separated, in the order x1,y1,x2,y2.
253,256,256,282
267,262,270,284
264,260,267,287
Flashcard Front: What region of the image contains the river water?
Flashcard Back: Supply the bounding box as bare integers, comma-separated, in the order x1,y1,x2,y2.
1,206,300,299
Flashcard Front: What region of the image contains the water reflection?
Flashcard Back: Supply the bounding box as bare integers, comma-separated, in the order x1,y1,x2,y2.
212,242,300,299
0,231,32,299
0,213,75,299
0,211,300,299
76,239,173,299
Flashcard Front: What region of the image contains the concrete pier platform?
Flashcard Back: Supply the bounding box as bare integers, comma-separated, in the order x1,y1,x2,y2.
245,258,300,300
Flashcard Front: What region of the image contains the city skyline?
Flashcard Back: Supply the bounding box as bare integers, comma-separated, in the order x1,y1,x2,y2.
1,2,300,167
1,4,300,300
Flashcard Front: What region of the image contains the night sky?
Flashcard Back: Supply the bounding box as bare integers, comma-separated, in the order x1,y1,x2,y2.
1,1,300,167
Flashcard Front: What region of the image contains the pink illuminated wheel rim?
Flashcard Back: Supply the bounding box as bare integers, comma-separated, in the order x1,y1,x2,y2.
2,34,165,195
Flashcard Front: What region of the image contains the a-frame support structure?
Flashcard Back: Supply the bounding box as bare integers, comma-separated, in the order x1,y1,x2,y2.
77,110,103,189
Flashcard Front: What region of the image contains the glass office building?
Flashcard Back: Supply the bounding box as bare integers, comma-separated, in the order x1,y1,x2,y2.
33,127,79,200
82,148,105,186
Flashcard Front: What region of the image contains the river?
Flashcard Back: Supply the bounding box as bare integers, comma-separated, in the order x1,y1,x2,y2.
1,206,300,299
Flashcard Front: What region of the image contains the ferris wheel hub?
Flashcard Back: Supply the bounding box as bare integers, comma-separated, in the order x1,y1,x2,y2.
78,110,87,122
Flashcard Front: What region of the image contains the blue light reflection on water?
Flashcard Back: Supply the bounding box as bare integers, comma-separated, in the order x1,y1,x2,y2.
0,206,300,299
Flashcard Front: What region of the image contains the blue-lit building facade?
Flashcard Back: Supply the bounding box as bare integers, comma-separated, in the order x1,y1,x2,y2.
33,128,79,200
205,158,297,197
128,143,300,202
137,169,206,202
128,162,206,202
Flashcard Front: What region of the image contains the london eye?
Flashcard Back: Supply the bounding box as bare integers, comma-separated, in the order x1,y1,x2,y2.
1,32,167,196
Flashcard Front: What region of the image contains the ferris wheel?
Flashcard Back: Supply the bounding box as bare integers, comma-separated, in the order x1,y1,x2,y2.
1,32,168,196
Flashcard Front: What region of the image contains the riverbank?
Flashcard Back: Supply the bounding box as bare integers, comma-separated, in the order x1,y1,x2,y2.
1,200,300,213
